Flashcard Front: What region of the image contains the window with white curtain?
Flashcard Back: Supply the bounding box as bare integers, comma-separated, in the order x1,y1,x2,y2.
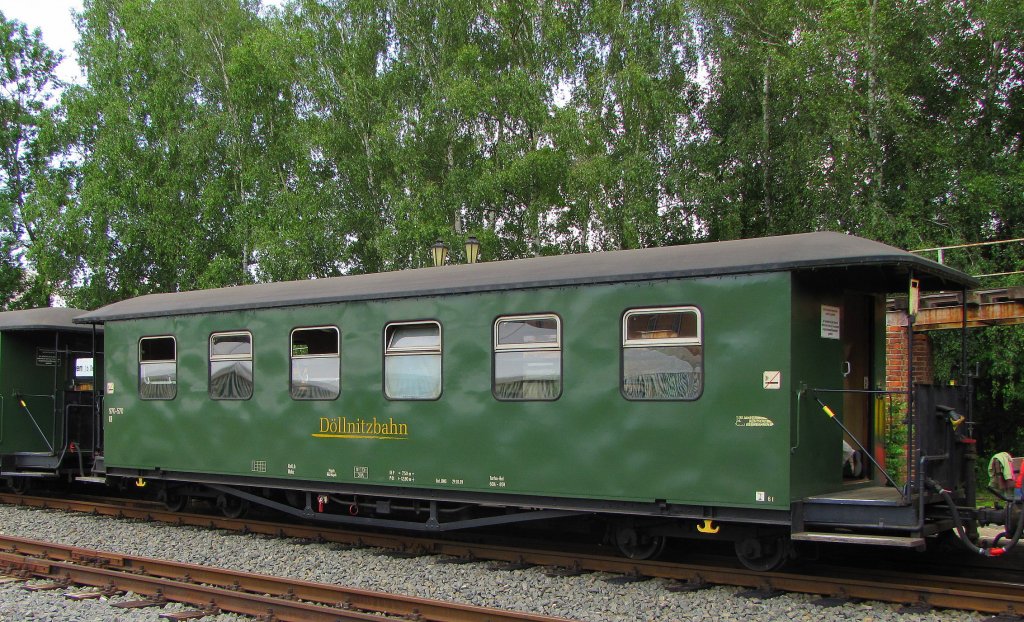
291,326,340,400
622,307,703,401
210,331,253,400
139,336,176,400
493,314,561,401
384,321,442,400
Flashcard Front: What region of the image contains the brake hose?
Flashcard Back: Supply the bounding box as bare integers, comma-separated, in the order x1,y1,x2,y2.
927,479,1024,557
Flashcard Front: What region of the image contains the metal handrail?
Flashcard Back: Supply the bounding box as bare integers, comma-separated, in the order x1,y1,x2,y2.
15,394,55,454
913,237,1024,256
801,388,913,504
63,403,95,453
912,238,1024,277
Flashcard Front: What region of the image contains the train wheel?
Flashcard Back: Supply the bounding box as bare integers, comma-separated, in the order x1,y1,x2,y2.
613,525,667,560
734,535,792,572
217,494,249,519
161,490,189,513
9,477,30,495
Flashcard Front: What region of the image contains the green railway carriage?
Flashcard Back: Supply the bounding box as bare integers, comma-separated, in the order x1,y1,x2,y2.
74,232,990,567
0,308,102,486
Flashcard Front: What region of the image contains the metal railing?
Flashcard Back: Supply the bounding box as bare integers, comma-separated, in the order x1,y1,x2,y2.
913,238,1024,278
807,388,912,499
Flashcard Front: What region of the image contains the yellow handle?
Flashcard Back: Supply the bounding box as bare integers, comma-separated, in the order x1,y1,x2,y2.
697,519,720,534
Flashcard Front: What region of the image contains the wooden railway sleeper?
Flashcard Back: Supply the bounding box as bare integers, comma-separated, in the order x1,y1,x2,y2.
23,576,70,591
110,590,168,609
252,611,278,622
736,580,783,600
63,581,121,601
70,551,113,567
994,605,1024,621
100,581,120,597
604,566,651,584
159,599,221,621
8,567,33,580
811,587,864,608
64,590,108,601
898,596,933,615
666,574,711,592
544,560,588,577
490,555,532,571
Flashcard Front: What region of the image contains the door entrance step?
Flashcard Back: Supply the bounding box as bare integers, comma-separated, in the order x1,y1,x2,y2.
792,532,926,549
0,471,57,478
74,476,107,484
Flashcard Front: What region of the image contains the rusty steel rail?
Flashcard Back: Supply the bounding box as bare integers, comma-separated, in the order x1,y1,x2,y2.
0,534,572,622
3,493,1024,615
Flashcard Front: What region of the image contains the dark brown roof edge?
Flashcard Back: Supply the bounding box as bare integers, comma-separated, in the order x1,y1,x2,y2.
0,307,99,332
74,232,977,324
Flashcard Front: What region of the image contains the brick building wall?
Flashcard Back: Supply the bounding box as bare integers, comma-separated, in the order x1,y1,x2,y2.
886,309,933,392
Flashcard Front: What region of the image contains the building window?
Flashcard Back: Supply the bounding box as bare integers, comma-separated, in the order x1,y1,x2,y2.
291,326,340,400
210,331,253,400
622,307,703,400
139,336,176,400
384,321,441,400
493,314,561,401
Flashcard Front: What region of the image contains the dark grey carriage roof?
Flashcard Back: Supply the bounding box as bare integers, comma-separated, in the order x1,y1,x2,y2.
0,307,98,332
75,232,976,324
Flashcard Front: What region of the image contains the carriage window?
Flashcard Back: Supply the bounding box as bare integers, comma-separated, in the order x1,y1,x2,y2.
493,314,561,401
291,327,340,400
210,331,253,400
622,307,703,400
384,321,441,400
139,336,176,400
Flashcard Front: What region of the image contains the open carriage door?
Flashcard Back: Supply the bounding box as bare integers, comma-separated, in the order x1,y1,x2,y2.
841,292,876,480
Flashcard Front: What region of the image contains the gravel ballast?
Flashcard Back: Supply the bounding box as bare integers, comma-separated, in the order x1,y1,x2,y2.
0,504,986,622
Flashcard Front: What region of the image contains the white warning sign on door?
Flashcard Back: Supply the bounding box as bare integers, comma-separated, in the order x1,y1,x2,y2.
821,305,841,339
763,371,781,390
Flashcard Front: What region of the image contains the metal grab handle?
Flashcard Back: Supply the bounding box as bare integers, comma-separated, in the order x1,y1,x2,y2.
814,394,906,499
14,394,55,454
842,361,852,377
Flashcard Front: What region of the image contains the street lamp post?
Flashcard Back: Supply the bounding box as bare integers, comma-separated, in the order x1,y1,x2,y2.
431,239,449,267
465,236,481,264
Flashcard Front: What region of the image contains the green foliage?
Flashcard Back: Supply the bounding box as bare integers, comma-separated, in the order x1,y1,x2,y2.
0,0,1023,447
0,11,62,308
934,328,1024,458
0,0,1016,286
883,396,909,485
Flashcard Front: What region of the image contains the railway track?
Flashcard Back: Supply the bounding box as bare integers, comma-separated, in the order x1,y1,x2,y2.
3,492,1024,617
0,533,571,622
